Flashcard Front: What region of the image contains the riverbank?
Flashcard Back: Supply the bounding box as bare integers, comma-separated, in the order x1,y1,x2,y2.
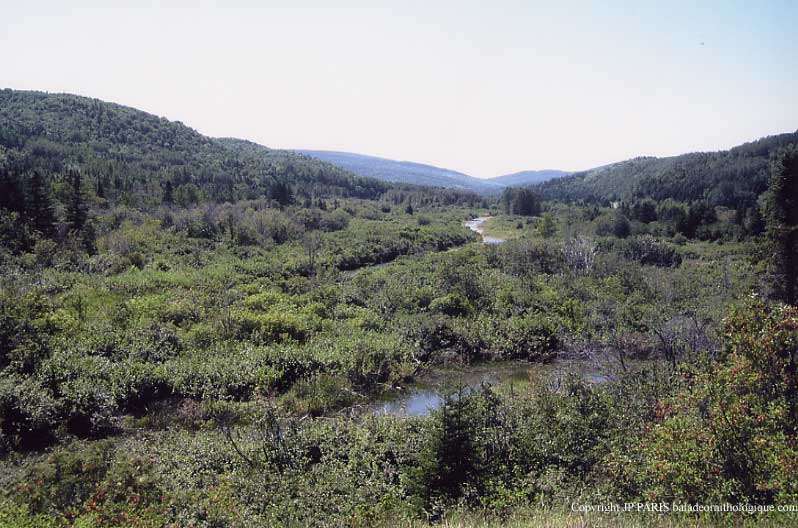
465,216,506,244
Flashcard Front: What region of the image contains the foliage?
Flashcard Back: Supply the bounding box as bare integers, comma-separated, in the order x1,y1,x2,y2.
617,299,798,504
763,144,798,305
616,235,682,267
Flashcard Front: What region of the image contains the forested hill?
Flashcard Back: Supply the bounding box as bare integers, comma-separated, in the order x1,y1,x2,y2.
0,89,391,207
296,149,504,194
535,131,798,208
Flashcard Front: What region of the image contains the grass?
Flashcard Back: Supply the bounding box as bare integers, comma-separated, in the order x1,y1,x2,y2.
479,215,535,241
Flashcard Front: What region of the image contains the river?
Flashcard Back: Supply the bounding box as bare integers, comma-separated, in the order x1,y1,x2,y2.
464,216,505,244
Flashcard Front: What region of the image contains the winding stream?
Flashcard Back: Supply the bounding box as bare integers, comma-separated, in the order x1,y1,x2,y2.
464,216,505,244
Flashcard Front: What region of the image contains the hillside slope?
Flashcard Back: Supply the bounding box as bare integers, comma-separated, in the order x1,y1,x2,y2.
296,149,503,194
0,89,389,205
535,131,798,208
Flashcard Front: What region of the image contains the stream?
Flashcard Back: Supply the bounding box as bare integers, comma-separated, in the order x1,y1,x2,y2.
464,216,505,244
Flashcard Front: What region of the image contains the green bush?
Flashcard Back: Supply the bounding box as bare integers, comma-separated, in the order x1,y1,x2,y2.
618,235,682,267
279,373,357,416
429,293,473,317
401,315,483,363
0,375,59,452
232,309,317,344
613,299,798,504
482,313,558,360
10,440,115,516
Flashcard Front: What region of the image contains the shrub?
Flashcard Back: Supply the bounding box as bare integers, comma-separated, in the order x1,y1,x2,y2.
482,313,558,360
617,299,798,504
279,373,357,416
401,315,483,363
429,293,473,317
36,352,118,438
10,439,116,516
312,330,412,388
0,500,58,528
0,375,59,452
618,235,682,267
232,309,316,344
0,290,53,374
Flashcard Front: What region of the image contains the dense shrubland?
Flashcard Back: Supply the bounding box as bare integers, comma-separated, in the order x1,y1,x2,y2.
1,185,780,525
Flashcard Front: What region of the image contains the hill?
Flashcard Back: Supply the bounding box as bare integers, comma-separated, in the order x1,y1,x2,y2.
489,169,570,187
296,150,503,194
0,89,391,207
535,131,798,208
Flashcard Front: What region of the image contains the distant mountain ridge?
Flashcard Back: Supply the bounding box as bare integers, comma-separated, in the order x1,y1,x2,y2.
296,150,579,193
489,169,571,186
296,150,505,194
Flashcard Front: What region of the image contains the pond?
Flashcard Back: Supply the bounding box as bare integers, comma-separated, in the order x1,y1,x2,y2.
370,359,615,417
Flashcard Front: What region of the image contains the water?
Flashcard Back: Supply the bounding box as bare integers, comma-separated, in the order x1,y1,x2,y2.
371,360,613,417
482,235,505,244
465,216,505,244
376,390,443,417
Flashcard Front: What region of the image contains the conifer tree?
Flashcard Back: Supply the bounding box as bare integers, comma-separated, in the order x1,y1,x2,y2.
65,168,87,232
764,145,798,305
162,180,174,205
96,177,106,199
0,165,25,214
28,170,55,237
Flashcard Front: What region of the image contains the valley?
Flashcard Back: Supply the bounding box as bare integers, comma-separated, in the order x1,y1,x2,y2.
0,90,796,527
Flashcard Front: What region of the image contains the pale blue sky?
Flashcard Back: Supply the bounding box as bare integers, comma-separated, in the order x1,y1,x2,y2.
2,1,796,177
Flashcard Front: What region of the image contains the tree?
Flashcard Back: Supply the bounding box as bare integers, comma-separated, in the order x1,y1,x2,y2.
95,177,106,200
268,180,293,206
631,199,657,223
612,212,631,239
414,389,480,515
302,231,322,274
162,180,174,205
538,213,557,238
27,170,55,237
764,144,798,305
633,300,798,503
501,188,541,216
0,165,25,214
683,201,717,239
65,169,87,232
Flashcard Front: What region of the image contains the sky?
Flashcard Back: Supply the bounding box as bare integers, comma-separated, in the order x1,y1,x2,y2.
2,1,797,178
